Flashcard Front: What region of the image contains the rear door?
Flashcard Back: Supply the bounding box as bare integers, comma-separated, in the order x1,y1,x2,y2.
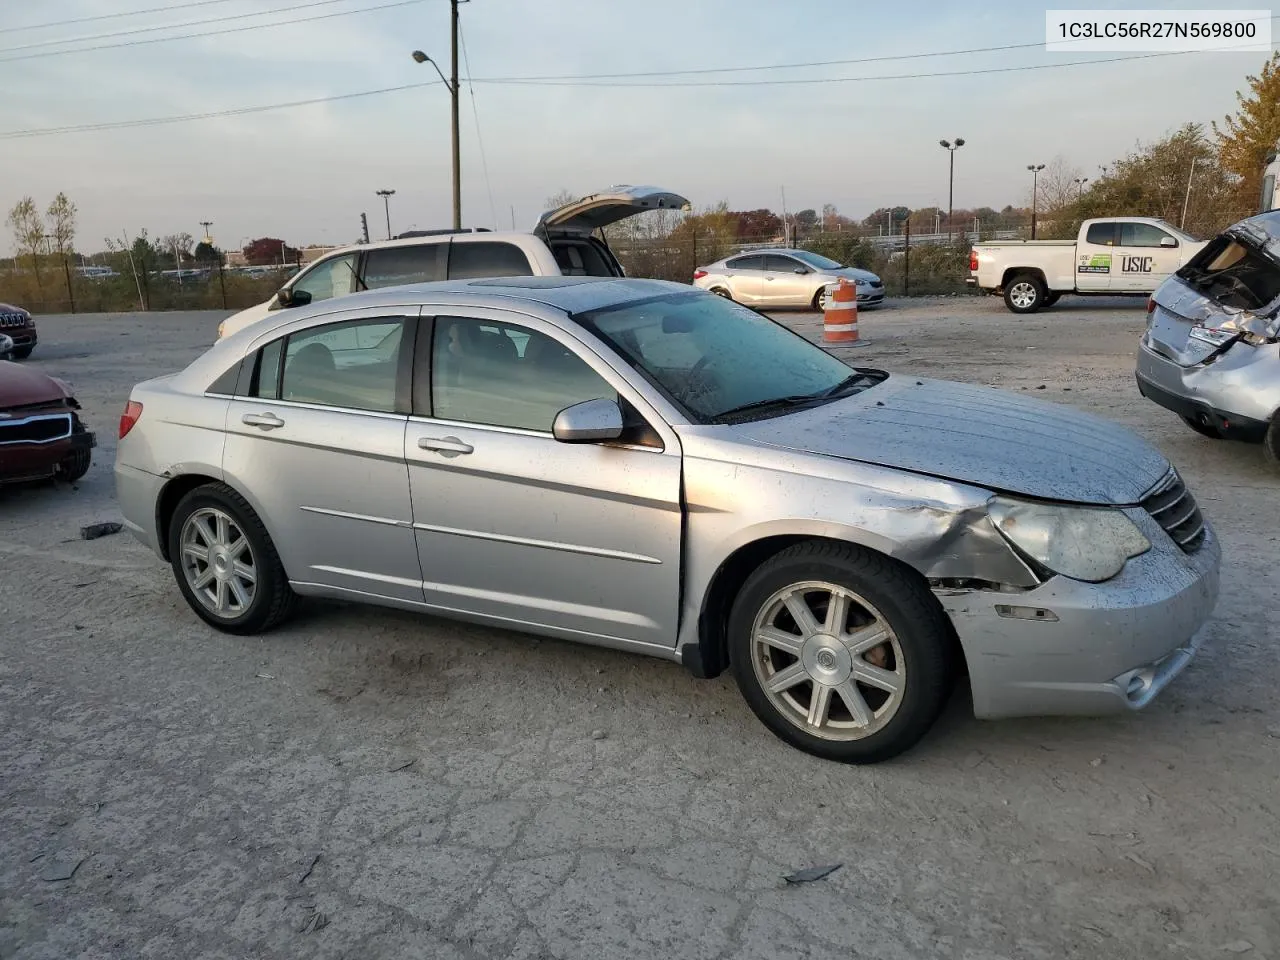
762,254,814,306
1075,222,1116,291
403,309,683,648
1114,221,1182,292
722,254,767,302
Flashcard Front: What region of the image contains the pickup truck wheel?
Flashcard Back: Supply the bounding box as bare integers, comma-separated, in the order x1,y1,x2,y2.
1180,414,1222,439
168,483,296,635
1003,274,1046,313
728,541,955,764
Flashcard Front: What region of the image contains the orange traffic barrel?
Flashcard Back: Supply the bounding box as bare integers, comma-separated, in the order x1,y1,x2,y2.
823,278,862,344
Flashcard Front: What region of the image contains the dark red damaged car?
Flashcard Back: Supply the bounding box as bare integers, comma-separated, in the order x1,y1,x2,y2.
0,361,94,484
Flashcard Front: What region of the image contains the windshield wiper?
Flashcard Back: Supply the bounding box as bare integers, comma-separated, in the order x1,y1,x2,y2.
710,394,828,423
815,373,869,399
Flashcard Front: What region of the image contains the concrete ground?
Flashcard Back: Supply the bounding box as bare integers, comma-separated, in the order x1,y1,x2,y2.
1,297,1277,959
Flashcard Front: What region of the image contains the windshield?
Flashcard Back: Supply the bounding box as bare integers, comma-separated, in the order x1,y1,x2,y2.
790,250,844,270
575,291,882,423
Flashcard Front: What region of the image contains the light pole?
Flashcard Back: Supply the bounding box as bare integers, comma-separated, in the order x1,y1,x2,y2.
199,220,213,244
1180,158,1199,230
1073,177,1089,201
376,189,396,239
1027,163,1045,239
412,0,466,230
938,138,965,243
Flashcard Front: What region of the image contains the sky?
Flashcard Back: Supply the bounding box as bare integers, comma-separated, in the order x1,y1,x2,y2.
0,0,1271,253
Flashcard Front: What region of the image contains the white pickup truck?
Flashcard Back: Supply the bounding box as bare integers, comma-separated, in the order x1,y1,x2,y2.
967,216,1208,314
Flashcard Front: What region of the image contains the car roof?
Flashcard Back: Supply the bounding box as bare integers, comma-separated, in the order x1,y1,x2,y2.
309,230,548,261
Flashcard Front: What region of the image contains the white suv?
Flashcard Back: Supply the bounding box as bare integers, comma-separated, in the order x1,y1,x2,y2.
216,186,689,340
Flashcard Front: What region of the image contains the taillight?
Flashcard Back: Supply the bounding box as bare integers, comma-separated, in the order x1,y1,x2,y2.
968,250,979,271
1146,296,1155,315
692,269,708,280
119,400,143,439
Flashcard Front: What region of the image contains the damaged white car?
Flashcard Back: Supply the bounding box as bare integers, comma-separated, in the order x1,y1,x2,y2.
1137,210,1280,464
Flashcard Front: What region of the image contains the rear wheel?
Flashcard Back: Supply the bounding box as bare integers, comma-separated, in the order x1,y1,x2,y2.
1003,273,1046,314
1180,413,1222,439
710,287,733,301
168,482,296,634
728,541,955,764
1264,414,1280,466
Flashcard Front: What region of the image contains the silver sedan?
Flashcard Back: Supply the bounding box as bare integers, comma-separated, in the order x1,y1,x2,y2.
115,277,1219,763
693,248,884,310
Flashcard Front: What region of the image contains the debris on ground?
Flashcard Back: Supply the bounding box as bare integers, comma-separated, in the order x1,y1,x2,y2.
1222,941,1254,954
591,729,607,740
40,857,85,882
298,910,329,934
298,854,320,884
79,521,123,540
388,759,416,773
783,864,842,885
255,673,276,680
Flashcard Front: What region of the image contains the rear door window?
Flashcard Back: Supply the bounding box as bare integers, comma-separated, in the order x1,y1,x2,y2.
1085,223,1117,246
361,244,447,290
725,255,765,270
447,242,534,280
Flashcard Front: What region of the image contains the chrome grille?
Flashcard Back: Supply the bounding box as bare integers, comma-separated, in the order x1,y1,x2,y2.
1141,469,1205,553
0,412,72,444
0,312,30,328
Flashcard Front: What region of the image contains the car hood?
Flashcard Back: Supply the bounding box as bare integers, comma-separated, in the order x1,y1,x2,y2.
825,267,880,283
0,302,29,315
0,361,70,407
735,376,1169,505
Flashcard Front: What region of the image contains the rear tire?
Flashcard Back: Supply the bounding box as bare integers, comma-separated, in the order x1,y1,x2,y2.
1180,414,1223,440
1003,273,1046,314
710,287,733,301
727,540,956,764
167,482,296,635
1264,414,1280,466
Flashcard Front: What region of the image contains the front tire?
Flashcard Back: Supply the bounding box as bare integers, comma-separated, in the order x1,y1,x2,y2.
168,482,296,634
57,446,91,482
812,287,829,312
728,541,955,764
1003,273,1046,314
10,345,32,360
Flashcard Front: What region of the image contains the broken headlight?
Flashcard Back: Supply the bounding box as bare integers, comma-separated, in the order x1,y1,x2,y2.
987,498,1150,583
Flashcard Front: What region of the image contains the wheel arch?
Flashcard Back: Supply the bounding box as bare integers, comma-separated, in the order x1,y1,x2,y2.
155,470,282,569
681,532,965,683
1000,266,1047,290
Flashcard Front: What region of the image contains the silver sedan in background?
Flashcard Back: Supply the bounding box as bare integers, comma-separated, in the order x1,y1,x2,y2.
694,248,885,310
116,277,1218,763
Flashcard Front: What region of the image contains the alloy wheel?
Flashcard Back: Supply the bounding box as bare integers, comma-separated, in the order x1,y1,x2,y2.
180,506,257,619
1008,281,1038,309
749,580,905,741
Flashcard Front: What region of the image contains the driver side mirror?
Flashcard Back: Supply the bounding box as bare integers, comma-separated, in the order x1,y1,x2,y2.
1159,236,1177,248
792,266,808,274
553,398,623,443
277,287,312,308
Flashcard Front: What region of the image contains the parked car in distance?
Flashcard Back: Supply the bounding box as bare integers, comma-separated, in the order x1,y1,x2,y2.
117,277,1219,763
0,302,37,359
968,217,1209,313
0,361,94,484
1137,209,1280,465
693,249,884,310
215,185,690,341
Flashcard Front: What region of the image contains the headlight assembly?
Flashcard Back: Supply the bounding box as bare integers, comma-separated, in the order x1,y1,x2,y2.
988,497,1150,583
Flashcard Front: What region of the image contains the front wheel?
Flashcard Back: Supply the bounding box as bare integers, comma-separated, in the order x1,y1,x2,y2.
168,482,296,634
812,287,830,312
1003,273,1046,314
728,541,956,764
57,446,91,482
10,345,32,360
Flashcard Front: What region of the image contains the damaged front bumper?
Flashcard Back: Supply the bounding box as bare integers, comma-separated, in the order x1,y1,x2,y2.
937,508,1221,720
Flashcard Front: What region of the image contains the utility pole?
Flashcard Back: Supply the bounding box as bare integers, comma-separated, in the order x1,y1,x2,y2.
1180,158,1199,230
939,138,965,243
360,212,370,244
376,189,396,239
1027,163,1045,239
412,0,464,232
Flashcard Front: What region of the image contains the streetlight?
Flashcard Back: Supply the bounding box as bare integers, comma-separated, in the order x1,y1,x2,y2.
412,0,467,230
1027,163,1046,239
1073,177,1089,201
938,138,965,243
376,189,396,240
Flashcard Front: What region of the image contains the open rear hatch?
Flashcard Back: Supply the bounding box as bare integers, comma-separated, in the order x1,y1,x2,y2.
535,185,691,237
1146,217,1280,366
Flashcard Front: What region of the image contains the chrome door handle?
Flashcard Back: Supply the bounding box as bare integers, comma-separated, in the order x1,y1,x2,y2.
418,435,473,457
242,412,285,430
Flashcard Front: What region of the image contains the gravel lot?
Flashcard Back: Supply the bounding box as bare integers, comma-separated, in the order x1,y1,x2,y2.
2,296,1277,959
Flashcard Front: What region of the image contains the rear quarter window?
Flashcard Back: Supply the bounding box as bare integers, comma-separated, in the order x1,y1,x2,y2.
448,242,534,280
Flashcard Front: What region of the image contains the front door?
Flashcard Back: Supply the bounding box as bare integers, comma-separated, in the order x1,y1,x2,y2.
222,309,423,602
1075,221,1116,291
1114,221,1182,292
404,311,683,649
762,253,813,306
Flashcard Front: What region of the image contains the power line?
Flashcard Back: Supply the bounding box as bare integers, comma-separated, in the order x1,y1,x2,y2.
0,0,244,35
457,16,497,230
0,0,425,64
0,0,360,54
1,40,1270,140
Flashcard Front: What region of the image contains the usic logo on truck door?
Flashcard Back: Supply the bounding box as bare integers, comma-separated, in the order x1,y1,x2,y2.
1078,253,1111,274
1120,255,1155,273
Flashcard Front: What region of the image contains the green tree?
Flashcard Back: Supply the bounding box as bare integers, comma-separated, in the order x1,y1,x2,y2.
45,192,77,312
193,241,223,264
1214,51,1280,213
6,196,46,296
